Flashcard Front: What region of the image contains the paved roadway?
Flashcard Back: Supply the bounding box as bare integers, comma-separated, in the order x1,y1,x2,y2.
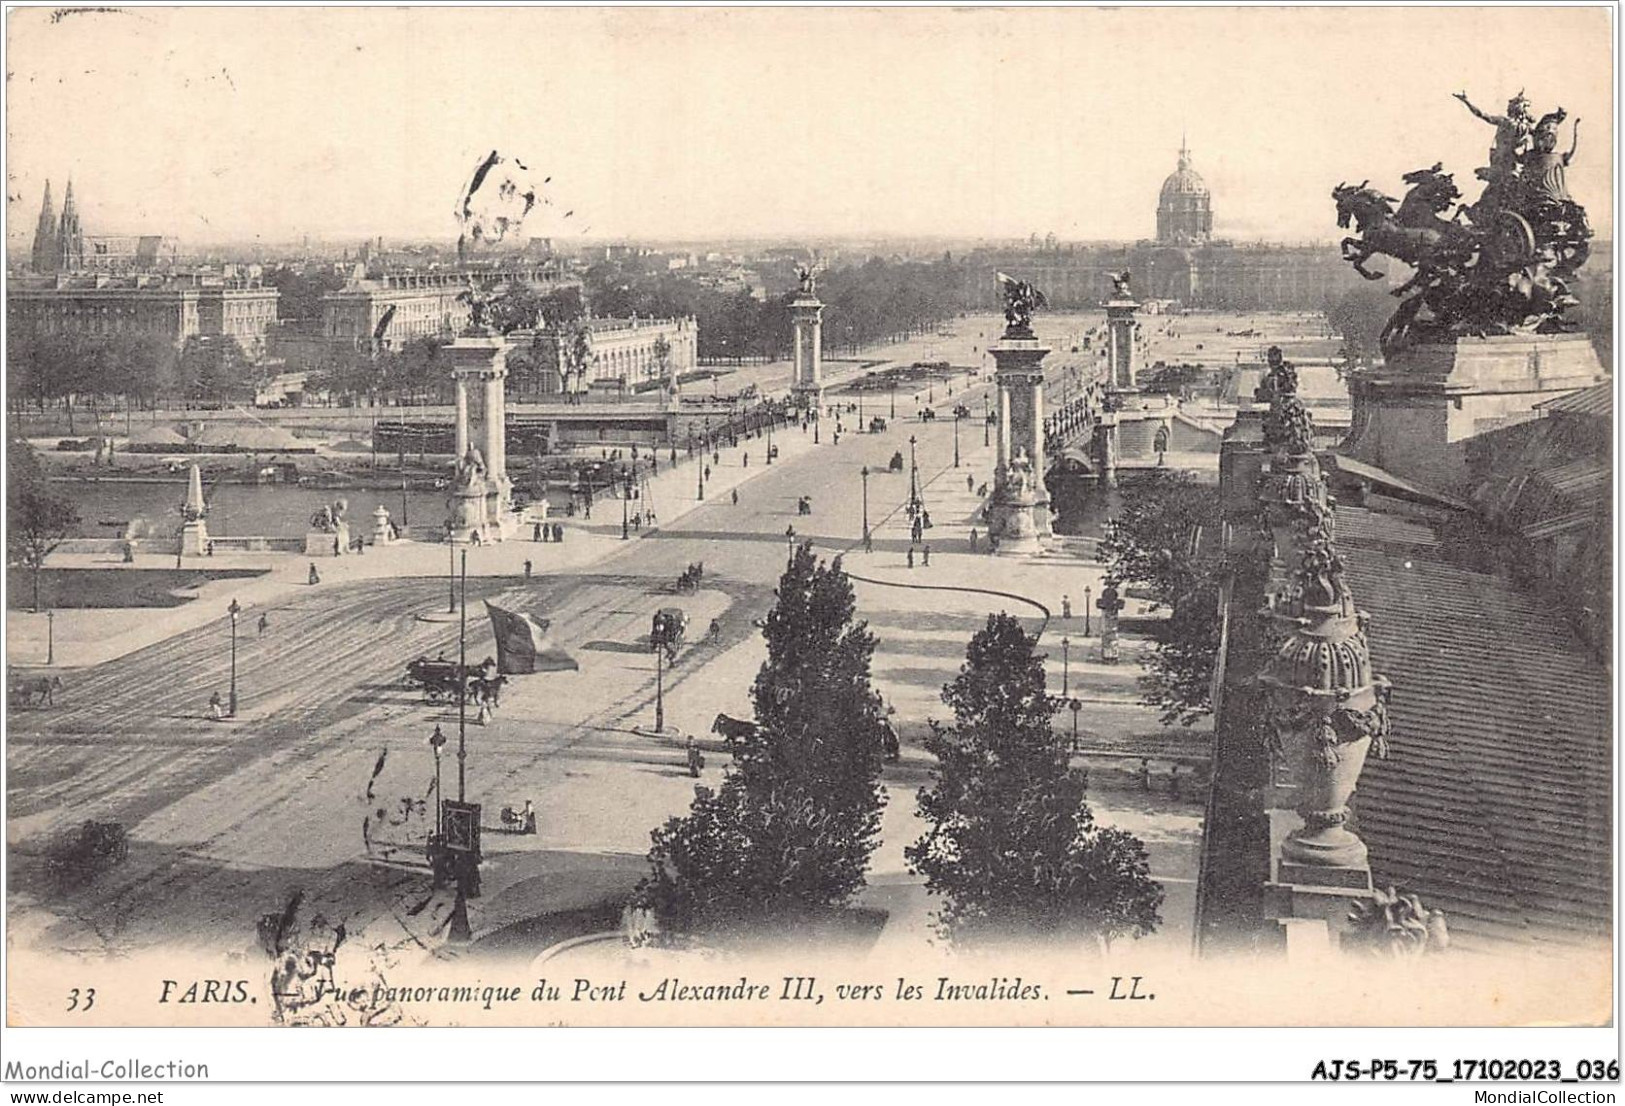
7,379,1003,956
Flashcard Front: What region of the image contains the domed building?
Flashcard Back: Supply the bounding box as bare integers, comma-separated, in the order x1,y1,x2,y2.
1156,138,1213,245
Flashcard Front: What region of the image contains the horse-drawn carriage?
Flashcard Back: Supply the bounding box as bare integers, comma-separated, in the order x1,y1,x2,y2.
652,608,688,658
404,655,504,707
888,451,905,472
868,417,888,433
9,670,63,709
675,561,704,594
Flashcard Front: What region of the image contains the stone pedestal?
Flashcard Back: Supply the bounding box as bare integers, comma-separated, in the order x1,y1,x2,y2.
305,523,348,557
1105,296,1140,391
180,519,209,557
447,335,518,542
989,336,1052,541
1344,332,1605,494
790,290,824,410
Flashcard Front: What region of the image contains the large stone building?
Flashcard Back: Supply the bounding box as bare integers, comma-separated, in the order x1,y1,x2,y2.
527,316,698,397
318,265,576,349
7,273,280,358
27,179,177,275
1156,137,1213,245
963,141,1370,312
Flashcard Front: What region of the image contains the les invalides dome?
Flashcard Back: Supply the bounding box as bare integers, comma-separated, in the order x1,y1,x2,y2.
1157,138,1213,245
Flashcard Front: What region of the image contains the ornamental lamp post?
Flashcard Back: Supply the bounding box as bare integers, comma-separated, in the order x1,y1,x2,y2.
1084,585,1093,636
227,598,241,716
446,522,457,614
697,452,705,501
890,381,896,420
1069,697,1082,753
953,409,961,468
621,465,631,540
1061,635,1070,697
429,724,446,835
45,610,54,667
786,525,796,562
861,466,871,548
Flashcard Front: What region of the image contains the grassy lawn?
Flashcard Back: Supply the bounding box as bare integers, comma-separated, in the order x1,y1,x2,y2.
7,567,270,611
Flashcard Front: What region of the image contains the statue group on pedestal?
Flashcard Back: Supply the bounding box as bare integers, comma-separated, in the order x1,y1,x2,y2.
996,271,1048,337
1333,89,1592,352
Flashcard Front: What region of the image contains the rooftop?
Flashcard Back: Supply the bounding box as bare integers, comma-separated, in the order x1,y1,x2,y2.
1337,504,1612,952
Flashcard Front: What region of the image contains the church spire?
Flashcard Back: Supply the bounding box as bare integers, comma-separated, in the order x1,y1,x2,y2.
57,177,83,272
31,180,58,274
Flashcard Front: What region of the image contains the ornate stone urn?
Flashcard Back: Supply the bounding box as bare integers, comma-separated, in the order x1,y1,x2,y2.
1259,538,1391,871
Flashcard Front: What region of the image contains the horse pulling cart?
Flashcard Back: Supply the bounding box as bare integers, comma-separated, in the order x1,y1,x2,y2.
9,670,63,709
404,656,505,708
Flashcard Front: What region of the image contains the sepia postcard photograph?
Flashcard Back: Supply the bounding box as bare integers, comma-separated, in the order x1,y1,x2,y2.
1,2,1617,1079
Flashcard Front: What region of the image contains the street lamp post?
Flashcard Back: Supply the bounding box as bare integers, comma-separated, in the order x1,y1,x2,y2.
908,434,920,515
446,524,456,614
786,525,796,562
227,598,241,716
890,382,896,420
45,610,54,667
429,724,445,835
953,411,961,468
1061,636,1070,697
1084,585,1093,636
655,639,667,734
621,465,631,540
1069,697,1082,753
861,466,870,548
697,452,705,501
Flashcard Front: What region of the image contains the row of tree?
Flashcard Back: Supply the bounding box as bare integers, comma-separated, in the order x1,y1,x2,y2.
634,545,1163,949
8,332,260,427
1096,470,1224,727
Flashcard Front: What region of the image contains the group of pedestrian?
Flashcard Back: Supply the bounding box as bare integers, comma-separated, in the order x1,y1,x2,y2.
532,522,566,543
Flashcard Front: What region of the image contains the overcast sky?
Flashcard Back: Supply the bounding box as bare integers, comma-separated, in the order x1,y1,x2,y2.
6,6,1614,249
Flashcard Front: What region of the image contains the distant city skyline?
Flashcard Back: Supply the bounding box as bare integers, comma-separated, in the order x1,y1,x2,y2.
7,7,1613,250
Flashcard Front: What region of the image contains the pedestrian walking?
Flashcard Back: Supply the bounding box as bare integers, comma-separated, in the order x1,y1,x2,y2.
524,559,533,579
1063,595,1072,619
208,691,224,721
969,528,978,552
533,522,542,542
704,465,712,482
308,563,321,585
743,453,749,467
922,544,931,567
731,488,739,506
553,523,564,543
257,613,269,635
863,531,873,553
1140,758,1152,791
906,547,915,569
967,473,974,492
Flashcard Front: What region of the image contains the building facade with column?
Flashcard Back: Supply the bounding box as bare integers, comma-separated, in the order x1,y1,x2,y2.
319,265,576,349
959,140,1373,312
7,274,279,358
529,316,698,396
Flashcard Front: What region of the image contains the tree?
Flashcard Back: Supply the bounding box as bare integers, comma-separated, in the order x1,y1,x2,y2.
1324,286,1393,377
907,613,1163,947
908,615,1163,946
1097,470,1224,725
7,436,79,612
635,544,888,939
175,336,250,406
